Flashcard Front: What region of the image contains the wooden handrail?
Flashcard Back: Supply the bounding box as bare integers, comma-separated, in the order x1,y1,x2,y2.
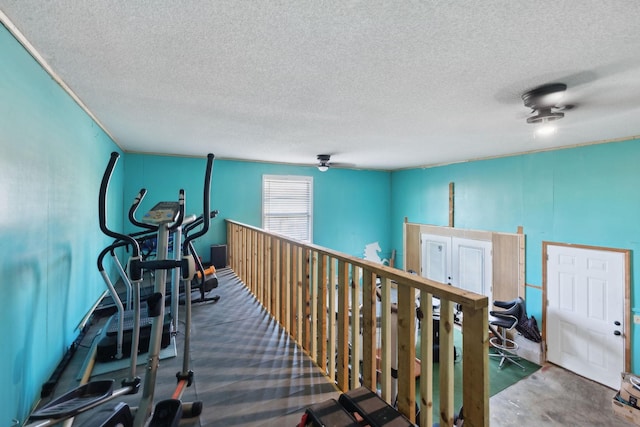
225,219,489,427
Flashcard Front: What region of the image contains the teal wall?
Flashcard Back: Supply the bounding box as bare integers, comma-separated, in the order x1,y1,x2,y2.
390,139,640,370
0,25,124,424
123,154,393,262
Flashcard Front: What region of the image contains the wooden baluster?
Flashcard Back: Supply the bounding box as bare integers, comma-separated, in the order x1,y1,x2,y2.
439,299,455,426
420,289,434,427
328,257,337,383
290,245,298,340
297,246,303,345
317,254,328,373
258,232,264,303
237,228,242,286
361,269,377,390
380,277,392,403
270,236,279,319
252,231,258,295
351,265,360,389
226,223,233,270
397,284,416,422
310,250,318,361
283,242,291,332
302,249,311,351
245,228,250,287
336,260,349,391
265,234,271,312
245,228,250,284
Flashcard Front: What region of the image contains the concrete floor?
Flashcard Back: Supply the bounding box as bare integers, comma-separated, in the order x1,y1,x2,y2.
490,363,635,426
34,268,634,426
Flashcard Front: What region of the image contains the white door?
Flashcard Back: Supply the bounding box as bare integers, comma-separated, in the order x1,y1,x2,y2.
421,234,492,300
452,237,492,303
546,245,626,389
420,234,451,283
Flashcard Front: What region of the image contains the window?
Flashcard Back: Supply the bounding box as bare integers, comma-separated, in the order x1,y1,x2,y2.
262,175,313,242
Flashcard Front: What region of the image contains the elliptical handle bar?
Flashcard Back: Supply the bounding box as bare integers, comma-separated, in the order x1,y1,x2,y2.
184,210,218,235
99,152,140,258
168,189,186,232
129,188,156,231
96,240,130,271
183,154,214,252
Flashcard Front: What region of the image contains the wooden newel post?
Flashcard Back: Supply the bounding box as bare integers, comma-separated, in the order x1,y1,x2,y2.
462,303,489,426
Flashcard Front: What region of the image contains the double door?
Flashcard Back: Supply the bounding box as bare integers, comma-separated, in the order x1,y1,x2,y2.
420,233,492,301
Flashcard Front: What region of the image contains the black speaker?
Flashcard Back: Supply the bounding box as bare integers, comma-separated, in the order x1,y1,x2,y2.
210,244,227,269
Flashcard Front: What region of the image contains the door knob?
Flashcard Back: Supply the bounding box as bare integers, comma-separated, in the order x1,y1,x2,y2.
614,330,622,336
614,321,621,326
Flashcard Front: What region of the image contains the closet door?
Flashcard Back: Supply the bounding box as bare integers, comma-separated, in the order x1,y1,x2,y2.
420,234,452,283
451,237,492,302
420,234,493,301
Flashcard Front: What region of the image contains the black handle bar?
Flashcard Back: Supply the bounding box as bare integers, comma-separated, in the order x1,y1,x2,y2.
184,210,218,235
187,240,206,285
183,154,214,254
99,152,140,259
97,240,131,272
168,189,186,232
129,188,156,231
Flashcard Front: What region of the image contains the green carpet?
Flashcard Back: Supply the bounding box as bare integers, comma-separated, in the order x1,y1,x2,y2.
417,328,540,419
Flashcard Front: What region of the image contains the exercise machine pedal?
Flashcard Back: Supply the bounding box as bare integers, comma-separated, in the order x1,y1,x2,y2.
77,402,133,427
181,401,203,418
30,380,114,420
148,399,182,427
96,312,172,362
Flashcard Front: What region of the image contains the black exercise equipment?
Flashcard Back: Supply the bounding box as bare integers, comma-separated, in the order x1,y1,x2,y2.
299,386,413,427
26,152,214,427
183,211,221,304
300,399,359,427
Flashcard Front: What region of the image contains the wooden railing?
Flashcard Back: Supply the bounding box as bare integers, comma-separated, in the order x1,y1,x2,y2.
226,220,489,427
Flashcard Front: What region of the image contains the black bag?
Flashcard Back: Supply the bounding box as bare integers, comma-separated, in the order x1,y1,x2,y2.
516,314,542,343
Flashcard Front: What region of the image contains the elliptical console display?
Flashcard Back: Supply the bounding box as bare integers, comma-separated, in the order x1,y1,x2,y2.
143,202,181,225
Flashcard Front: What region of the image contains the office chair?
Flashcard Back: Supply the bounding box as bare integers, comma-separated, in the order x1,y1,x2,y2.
489,299,526,370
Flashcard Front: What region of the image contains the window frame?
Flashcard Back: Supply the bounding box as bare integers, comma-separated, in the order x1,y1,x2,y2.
262,174,313,243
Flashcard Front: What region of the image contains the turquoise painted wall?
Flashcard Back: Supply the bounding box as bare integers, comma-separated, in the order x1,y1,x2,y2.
0,25,123,424
123,154,393,262
390,139,640,370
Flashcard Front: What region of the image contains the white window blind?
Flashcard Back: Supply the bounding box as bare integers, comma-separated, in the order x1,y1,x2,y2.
262,175,313,242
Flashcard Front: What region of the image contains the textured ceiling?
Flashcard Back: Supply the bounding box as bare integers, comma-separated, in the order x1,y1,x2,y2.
1,1,639,170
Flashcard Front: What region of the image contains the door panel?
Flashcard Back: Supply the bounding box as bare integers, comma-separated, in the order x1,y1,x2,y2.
452,237,492,302
546,245,625,389
455,244,485,295
420,234,451,283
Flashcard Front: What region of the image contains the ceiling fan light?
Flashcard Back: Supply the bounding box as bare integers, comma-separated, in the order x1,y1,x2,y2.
535,124,557,137
526,109,564,124
317,154,331,172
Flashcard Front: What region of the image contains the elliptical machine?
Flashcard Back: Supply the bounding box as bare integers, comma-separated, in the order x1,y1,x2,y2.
25,152,215,427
